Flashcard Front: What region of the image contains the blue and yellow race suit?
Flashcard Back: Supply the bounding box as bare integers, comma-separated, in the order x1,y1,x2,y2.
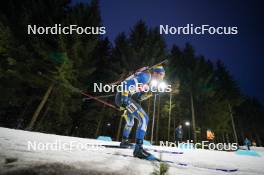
115,71,152,140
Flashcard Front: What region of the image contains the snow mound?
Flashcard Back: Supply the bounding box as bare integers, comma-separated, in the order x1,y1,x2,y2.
1,162,128,175
0,127,264,175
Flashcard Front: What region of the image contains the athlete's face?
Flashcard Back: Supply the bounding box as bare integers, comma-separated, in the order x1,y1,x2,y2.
151,72,165,81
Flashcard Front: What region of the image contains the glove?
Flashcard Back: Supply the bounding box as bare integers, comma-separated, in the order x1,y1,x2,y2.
119,106,126,111
138,92,152,101
120,91,129,107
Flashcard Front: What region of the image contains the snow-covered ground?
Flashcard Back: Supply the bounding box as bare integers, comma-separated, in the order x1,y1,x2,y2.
0,127,263,175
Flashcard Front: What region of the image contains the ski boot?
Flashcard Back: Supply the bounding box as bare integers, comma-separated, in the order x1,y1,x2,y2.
133,139,157,160
120,137,131,148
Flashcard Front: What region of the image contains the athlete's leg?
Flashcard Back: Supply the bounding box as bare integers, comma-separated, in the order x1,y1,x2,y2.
122,112,134,139
125,100,153,159
124,99,149,140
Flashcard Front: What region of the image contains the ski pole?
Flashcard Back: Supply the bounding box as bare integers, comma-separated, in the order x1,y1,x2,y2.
38,72,121,111
80,91,120,111
82,94,115,101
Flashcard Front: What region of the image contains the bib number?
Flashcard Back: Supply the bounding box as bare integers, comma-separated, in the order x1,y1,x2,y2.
126,103,137,113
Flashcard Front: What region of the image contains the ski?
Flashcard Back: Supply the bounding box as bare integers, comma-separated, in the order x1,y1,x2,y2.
106,152,172,163
101,143,134,149
106,152,238,173
101,144,184,154
170,162,238,172
145,148,183,154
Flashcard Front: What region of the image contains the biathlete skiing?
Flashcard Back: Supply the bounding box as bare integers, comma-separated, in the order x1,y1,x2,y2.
115,65,165,160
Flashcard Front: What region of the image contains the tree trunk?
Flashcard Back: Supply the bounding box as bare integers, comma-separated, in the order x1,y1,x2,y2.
155,95,160,144
147,97,151,115
167,92,172,141
228,102,238,144
173,104,176,141
95,110,105,138
222,133,225,143
151,94,157,144
226,133,230,143
190,91,197,142
35,105,50,131
146,98,152,140
26,83,54,130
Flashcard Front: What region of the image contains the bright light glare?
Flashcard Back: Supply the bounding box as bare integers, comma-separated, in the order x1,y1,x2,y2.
185,121,190,126
158,82,167,91
151,80,158,87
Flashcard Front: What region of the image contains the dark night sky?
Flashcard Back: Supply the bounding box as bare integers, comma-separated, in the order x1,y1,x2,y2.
74,0,264,104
